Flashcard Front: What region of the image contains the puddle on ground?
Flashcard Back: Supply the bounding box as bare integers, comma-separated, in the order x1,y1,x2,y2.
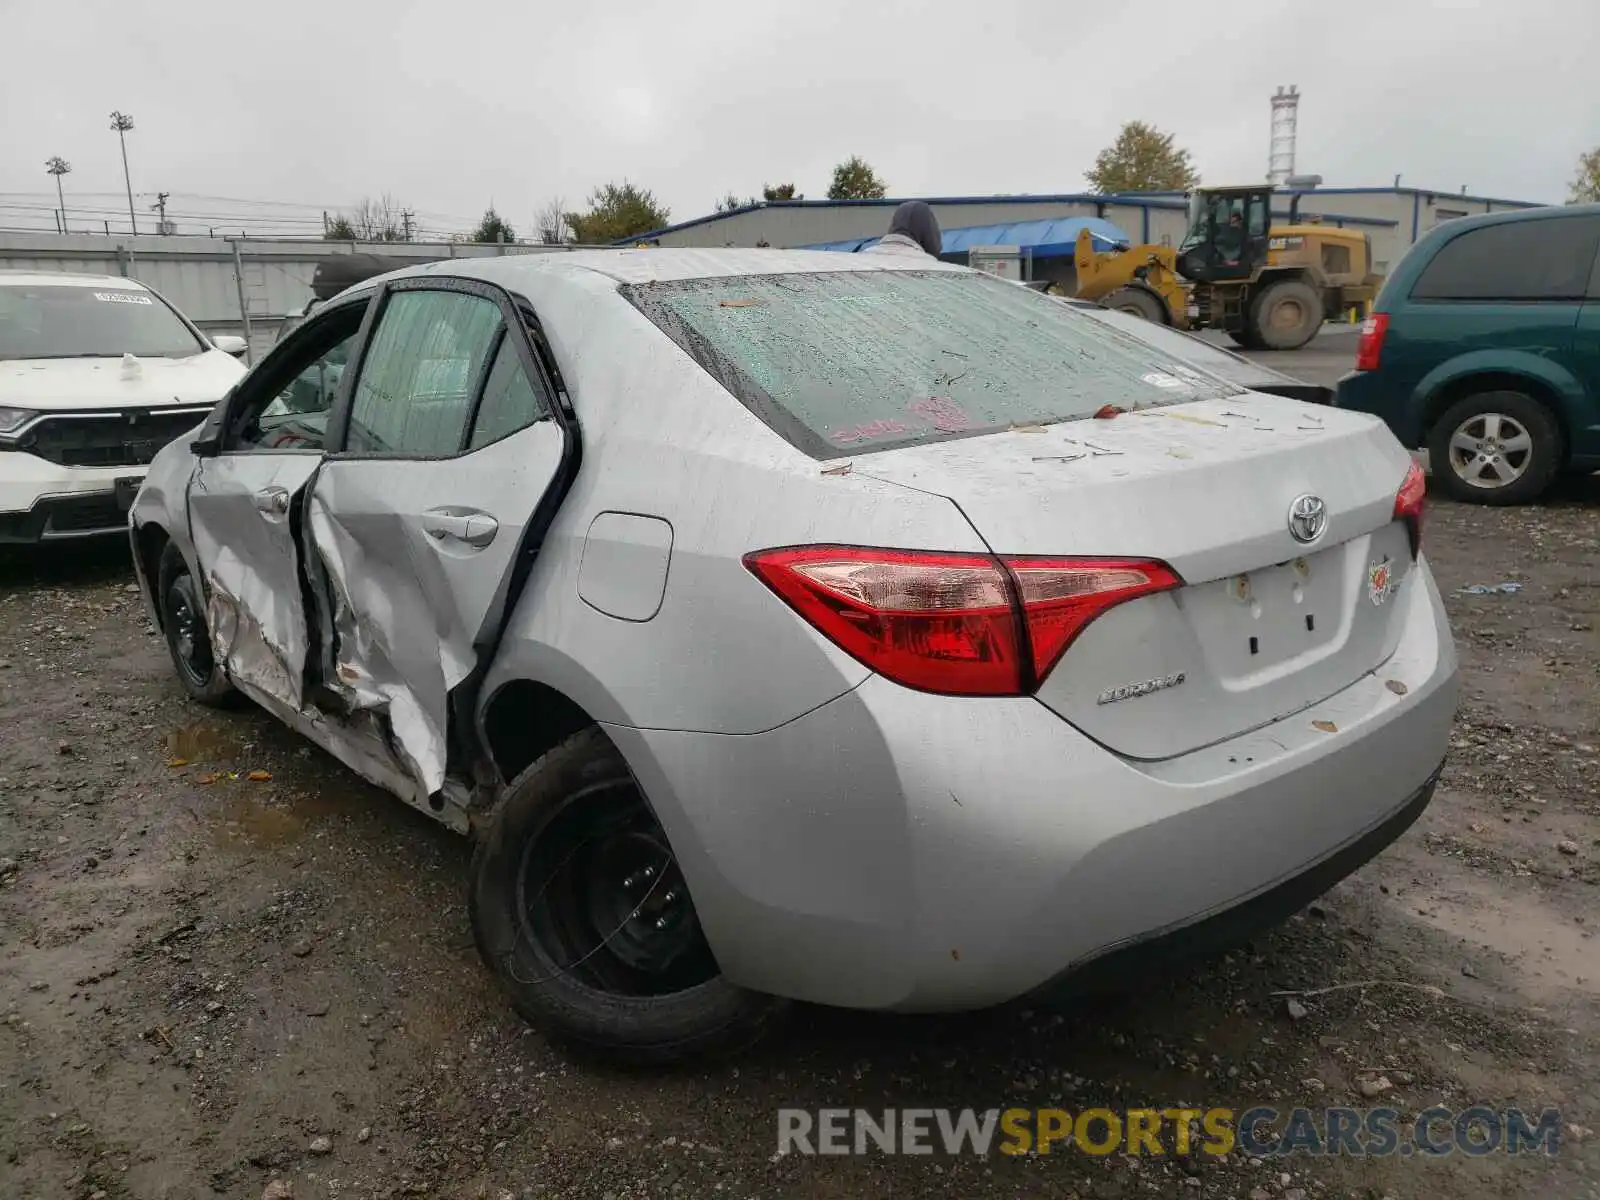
1399,876,1598,1004
212,795,307,847
205,780,354,850
168,723,244,764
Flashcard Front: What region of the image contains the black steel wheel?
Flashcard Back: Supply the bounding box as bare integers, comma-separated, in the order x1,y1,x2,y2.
157,542,236,706
470,726,785,1064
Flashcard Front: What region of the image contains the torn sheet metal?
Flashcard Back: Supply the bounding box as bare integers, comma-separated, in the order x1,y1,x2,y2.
305,488,458,797
186,456,322,711
298,424,565,802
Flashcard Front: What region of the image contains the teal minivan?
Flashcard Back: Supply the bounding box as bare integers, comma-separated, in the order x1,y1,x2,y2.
1334,204,1600,504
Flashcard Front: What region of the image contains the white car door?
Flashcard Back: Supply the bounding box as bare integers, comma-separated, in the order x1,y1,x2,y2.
184,300,368,713
304,279,568,798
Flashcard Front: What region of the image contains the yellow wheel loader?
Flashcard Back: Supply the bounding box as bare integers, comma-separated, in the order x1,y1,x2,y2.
1074,185,1381,350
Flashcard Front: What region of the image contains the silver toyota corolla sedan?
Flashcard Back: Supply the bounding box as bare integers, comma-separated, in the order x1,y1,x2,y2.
129,248,1457,1062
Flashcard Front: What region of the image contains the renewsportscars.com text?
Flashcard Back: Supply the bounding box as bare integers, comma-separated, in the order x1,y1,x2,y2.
776,1106,1565,1158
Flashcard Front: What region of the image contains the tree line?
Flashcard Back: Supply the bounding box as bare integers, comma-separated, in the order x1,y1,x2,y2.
321,130,1600,246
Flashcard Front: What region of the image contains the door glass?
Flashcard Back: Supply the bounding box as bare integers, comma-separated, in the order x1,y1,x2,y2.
242,333,357,451
347,290,501,455
468,339,550,450
1247,195,1269,237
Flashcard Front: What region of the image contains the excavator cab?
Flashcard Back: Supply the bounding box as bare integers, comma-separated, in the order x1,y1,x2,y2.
1177,186,1273,284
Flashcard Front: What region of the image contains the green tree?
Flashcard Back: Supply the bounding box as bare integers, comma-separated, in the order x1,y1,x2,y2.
827,156,887,200
565,182,670,243
1085,121,1201,194
762,182,801,201
324,215,357,240
469,206,516,243
715,192,758,214
1569,147,1600,204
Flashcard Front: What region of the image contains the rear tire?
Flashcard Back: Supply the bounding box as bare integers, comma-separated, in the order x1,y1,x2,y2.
1426,390,1564,506
470,726,786,1064
1098,287,1167,323
157,542,237,707
1251,279,1323,350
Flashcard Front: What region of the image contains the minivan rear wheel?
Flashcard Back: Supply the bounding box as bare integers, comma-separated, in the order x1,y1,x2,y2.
1427,390,1564,505
470,726,786,1064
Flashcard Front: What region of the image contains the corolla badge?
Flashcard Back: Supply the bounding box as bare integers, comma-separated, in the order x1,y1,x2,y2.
1287,494,1328,544
1097,671,1186,706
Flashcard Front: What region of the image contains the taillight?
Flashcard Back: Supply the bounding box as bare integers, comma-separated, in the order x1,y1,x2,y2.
1394,460,1426,557
1356,312,1389,371
743,545,1181,696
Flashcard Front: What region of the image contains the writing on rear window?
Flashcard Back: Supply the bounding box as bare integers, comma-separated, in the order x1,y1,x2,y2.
93,292,153,305
623,270,1241,459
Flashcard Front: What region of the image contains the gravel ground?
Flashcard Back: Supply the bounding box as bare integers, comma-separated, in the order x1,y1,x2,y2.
2,465,1597,1199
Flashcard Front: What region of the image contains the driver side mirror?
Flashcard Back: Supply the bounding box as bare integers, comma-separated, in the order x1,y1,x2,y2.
212,334,249,359
190,434,222,458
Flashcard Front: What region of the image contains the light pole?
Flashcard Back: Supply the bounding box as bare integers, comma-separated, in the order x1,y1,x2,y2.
45,157,71,233
110,111,137,235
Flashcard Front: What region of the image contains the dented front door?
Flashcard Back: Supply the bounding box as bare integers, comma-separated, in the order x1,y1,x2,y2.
304,280,566,798
186,451,322,710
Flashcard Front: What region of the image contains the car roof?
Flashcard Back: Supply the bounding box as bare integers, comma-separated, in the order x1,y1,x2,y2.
361,246,965,293
1415,201,1597,238
0,270,150,290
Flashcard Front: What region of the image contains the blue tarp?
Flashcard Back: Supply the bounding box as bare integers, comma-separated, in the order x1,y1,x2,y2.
800,215,1131,259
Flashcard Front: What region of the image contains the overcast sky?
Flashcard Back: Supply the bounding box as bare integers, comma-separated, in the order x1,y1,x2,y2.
2,0,1595,238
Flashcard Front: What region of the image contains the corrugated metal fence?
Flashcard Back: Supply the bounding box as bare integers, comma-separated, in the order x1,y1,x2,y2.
0,233,596,362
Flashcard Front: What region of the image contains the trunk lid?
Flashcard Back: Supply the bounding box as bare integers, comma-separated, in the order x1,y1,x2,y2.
854,393,1418,760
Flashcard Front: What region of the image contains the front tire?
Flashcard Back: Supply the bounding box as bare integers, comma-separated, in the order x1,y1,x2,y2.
1098,287,1167,323
1426,390,1564,505
1251,279,1322,350
470,726,786,1064
157,542,237,707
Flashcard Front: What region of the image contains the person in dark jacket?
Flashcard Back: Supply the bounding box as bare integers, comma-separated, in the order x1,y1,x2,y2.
863,200,942,259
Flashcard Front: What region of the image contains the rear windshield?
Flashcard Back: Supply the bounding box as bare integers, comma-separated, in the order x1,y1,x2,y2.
623,270,1241,458
0,284,204,361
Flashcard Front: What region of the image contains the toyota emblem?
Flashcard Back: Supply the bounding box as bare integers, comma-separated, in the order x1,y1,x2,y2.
1287,495,1328,544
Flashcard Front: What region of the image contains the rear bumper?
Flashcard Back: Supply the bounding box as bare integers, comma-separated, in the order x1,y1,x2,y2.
607,556,1457,1013
1023,762,1440,1002
1332,370,1422,446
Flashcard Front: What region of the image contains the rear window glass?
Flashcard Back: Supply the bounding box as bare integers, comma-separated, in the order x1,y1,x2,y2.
1409,216,1600,302
623,271,1240,457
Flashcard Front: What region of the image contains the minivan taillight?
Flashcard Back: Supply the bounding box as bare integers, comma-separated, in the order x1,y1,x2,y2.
744,546,1182,696
1394,460,1426,557
1356,312,1389,371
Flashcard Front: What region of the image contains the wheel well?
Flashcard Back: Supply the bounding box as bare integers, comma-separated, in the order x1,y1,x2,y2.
135,521,170,629
1421,373,1570,458
481,680,597,784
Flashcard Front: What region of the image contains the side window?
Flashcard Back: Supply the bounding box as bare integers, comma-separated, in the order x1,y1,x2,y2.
1411,217,1600,302
468,338,551,450
346,289,501,456
1247,195,1269,237
230,305,367,453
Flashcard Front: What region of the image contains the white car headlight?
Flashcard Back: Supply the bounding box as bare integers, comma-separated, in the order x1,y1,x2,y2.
0,406,38,437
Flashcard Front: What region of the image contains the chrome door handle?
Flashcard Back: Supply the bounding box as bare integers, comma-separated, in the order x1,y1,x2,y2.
423,510,498,549
254,486,291,517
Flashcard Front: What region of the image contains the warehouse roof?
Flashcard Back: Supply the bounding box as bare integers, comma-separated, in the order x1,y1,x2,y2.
800,215,1133,259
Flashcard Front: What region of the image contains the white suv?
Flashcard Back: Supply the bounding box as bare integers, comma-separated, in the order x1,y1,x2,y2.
0,271,246,544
